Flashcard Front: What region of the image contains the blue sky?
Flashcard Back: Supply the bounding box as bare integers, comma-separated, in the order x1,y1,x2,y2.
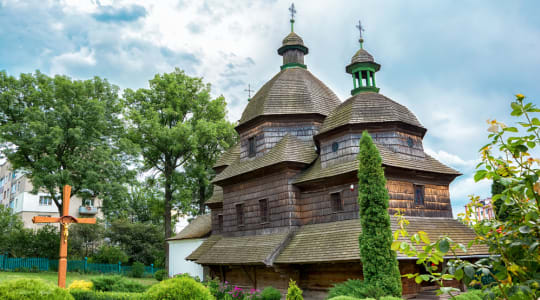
1,0,540,217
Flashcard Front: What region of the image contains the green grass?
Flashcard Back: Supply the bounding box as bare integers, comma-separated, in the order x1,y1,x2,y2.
0,271,158,287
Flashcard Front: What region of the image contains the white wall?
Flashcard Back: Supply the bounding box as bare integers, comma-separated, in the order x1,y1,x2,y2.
168,238,205,279
19,192,59,214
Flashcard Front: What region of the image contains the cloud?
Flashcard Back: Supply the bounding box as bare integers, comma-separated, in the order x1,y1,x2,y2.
424,148,478,169
92,4,147,23
50,47,96,75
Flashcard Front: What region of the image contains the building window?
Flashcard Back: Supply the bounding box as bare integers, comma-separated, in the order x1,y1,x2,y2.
236,203,244,226
414,185,425,206
39,196,52,206
332,142,339,152
83,199,94,207
331,192,343,212
259,199,269,223
248,137,256,157
218,214,223,232
407,137,414,147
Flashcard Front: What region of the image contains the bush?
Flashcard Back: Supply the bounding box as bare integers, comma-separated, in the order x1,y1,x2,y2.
92,246,129,264
68,280,94,291
69,290,145,300
145,276,213,300
0,278,74,300
328,296,363,300
286,279,303,300
261,286,282,300
453,290,484,300
326,279,384,300
380,297,404,300
154,269,168,281
131,262,145,278
90,275,147,293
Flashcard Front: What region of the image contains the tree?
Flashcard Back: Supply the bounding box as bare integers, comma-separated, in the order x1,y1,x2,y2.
68,221,105,259
0,70,135,215
357,131,402,297
124,68,236,269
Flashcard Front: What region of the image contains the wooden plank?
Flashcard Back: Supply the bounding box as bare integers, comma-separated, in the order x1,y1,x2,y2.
32,216,61,223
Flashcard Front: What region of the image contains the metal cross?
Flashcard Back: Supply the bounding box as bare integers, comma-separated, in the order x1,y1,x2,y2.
356,20,365,40
289,3,296,21
244,84,254,99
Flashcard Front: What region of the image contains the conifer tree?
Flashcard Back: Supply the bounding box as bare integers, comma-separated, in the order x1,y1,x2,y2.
357,131,402,296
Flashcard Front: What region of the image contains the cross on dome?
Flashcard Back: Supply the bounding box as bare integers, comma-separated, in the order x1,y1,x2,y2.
289,3,296,32
356,20,365,48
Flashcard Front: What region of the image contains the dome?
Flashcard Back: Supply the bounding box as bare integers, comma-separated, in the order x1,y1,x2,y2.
350,48,374,63
282,32,305,47
238,67,341,126
319,92,424,134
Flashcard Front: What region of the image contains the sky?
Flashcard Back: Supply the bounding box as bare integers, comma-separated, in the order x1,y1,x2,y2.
1,0,540,217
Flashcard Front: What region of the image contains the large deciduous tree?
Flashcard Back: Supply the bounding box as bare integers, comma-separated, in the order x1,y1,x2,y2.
124,68,236,270
357,131,402,297
0,71,135,215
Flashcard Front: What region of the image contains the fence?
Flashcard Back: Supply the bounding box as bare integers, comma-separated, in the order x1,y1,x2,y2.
0,254,159,275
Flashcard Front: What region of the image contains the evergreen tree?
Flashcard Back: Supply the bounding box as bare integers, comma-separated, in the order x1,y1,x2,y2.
357,131,402,296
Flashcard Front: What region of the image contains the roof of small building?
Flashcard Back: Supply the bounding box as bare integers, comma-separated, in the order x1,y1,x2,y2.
205,185,223,205
275,217,489,264
238,68,341,126
213,143,241,169
167,214,212,241
350,48,375,64
294,143,460,184
213,134,318,184
186,234,221,261
319,92,424,135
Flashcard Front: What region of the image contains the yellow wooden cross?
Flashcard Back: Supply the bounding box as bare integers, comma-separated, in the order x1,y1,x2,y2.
32,185,96,288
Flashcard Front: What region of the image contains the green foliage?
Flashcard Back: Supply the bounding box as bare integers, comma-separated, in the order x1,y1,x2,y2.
90,275,146,293
356,131,402,297
0,70,135,215
327,296,364,300
144,276,214,300
92,246,129,264
379,297,404,300
70,290,145,300
68,222,105,259
326,279,384,300
286,279,303,300
0,278,74,300
452,290,484,300
154,269,168,281
2,221,59,259
131,262,145,278
260,286,282,300
491,180,509,221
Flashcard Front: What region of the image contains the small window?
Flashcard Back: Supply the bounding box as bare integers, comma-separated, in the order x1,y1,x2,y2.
407,137,414,148
218,214,223,232
331,192,343,212
414,185,425,206
248,137,256,157
236,203,244,226
332,142,339,152
83,199,94,207
259,199,269,223
39,196,52,206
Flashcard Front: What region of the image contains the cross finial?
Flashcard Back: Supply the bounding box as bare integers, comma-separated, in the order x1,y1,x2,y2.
289,3,296,32
245,84,255,101
356,20,365,48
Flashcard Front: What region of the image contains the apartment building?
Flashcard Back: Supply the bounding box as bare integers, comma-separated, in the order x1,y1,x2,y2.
0,162,103,229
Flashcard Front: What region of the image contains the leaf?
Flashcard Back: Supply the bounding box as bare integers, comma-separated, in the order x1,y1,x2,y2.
438,239,450,253
464,265,475,278
504,127,518,133
420,274,430,282
519,226,531,234
391,241,401,251
474,170,488,182
532,117,540,126
418,231,431,244
454,268,464,280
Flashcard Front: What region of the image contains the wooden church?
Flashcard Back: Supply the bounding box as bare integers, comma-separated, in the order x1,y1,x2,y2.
186,9,488,299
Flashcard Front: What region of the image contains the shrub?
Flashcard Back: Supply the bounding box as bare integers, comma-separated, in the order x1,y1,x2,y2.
286,279,303,300
379,297,404,300
261,286,282,300
453,290,484,300
326,279,384,300
68,280,94,291
144,276,214,300
154,269,168,281
0,278,74,300
90,275,147,293
328,297,364,300
92,246,129,264
69,290,145,300
131,262,145,278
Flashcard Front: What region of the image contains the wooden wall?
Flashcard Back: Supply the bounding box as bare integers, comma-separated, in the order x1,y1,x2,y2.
387,180,453,218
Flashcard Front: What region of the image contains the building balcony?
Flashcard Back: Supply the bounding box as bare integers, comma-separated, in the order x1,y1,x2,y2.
79,205,98,215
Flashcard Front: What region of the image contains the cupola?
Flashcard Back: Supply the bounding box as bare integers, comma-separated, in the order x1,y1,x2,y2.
277,3,308,70
346,21,380,95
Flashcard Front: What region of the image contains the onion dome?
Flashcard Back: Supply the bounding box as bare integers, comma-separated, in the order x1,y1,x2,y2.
277,3,309,70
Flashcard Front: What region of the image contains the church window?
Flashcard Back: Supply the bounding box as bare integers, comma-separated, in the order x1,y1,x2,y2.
414,185,425,206
259,199,269,223
407,137,414,148
248,137,256,157
236,203,244,226
331,192,343,212
218,214,223,232
332,142,339,152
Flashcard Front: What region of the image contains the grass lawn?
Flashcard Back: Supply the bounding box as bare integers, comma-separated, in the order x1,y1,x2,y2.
0,271,158,286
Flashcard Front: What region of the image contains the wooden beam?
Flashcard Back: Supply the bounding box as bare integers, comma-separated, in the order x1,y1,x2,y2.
32,216,61,223
76,218,97,224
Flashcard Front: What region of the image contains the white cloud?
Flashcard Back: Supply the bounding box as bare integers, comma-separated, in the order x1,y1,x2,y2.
424,148,478,169
50,47,96,75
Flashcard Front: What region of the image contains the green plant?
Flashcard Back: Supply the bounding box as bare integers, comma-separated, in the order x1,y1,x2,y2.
357,131,402,297
154,269,168,281
286,279,303,300
131,262,145,278
68,280,94,291
69,290,146,300
144,276,214,300
0,278,74,300
379,297,405,300
328,296,364,300
92,246,129,264
261,286,282,300
452,290,484,300
326,279,384,300
90,275,146,293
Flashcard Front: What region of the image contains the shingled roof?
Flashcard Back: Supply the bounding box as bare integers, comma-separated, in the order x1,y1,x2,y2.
213,134,318,183
213,143,241,169
275,217,489,264
167,214,211,241
238,67,341,126
319,92,424,135
294,143,460,184
350,48,374,64
186,234,221,261
205,185,223,205
282,32,305,48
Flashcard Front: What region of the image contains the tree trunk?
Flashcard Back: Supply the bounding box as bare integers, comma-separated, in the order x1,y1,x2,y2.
163,164,173,274
198,178,205,215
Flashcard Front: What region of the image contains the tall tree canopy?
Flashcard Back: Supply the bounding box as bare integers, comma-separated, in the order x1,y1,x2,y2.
124,68,237,269
357,131,402,297
0,71,135,214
